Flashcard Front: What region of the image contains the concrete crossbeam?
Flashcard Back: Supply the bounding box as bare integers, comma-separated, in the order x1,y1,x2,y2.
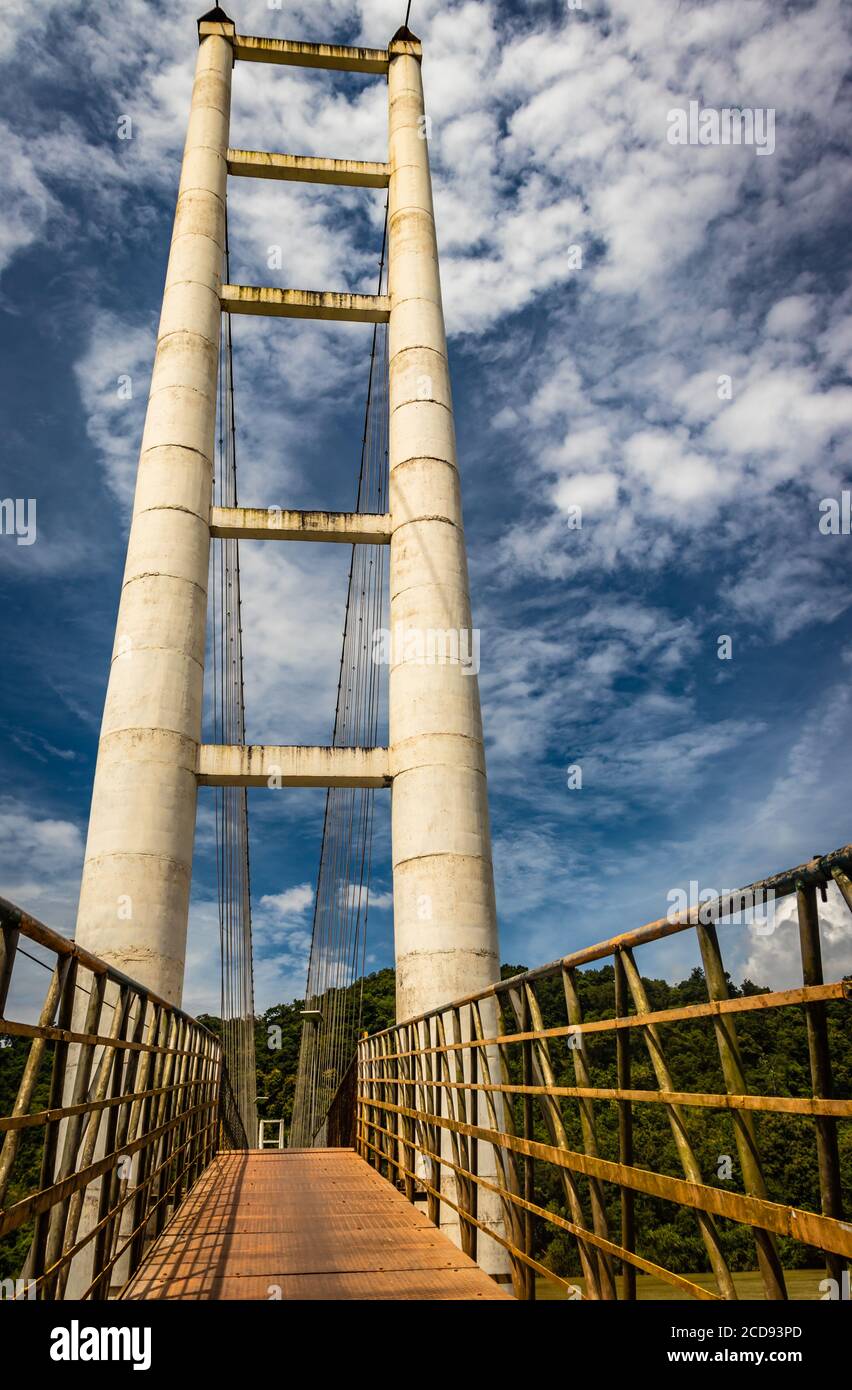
210,507,392,544
227,149,390,187
221,285,391,322
197,744,391,788
230,33,395,72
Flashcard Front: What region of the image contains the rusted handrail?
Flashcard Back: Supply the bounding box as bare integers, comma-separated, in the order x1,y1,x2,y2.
0,897,245,1300
356,846,852,1301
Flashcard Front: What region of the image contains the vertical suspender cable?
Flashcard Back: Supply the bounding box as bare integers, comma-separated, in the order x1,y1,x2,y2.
210,210,258,1145
289,209,390,1147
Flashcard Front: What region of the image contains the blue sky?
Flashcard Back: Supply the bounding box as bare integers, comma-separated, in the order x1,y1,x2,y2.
1,0,851,1016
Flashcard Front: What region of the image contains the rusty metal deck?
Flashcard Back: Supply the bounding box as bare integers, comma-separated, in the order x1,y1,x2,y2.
121,1148,510,1300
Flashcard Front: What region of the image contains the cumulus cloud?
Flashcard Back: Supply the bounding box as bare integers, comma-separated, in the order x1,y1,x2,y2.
73,312,155,508
739,882,852,991
0,124,63,276
0,799,84,965
260,882,315,917
553,470,618,516
765,295,817,337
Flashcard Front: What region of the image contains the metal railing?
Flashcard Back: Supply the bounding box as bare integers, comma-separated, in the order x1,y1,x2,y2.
325,1055,358,1149
0,897,245,1300
356,846,852,1300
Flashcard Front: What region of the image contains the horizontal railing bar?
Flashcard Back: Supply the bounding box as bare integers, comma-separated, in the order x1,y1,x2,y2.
362,1095,852,1258
0,896,217,1038
227,149,390,187
529,845,852,979
357,1128,575,1296
365,980,851,1059
28,1110,217,1296
0,1077,212,1133
0,891,240,1302
80,1120,218,1299
422,1138,722,1302
0,1017,210,1058
357,1074,852,1120
221,284,390,322
0,1099,215,1240
232,34,392,73
358,846,852,1295
360,1115,722,1302
210,506,392,544
367,845,852,1039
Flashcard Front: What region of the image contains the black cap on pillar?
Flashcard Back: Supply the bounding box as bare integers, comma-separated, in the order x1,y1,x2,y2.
197,6,235,39
388,24,422,59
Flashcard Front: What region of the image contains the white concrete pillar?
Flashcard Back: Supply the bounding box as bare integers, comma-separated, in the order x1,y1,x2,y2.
74,18,234,1007
387,28,500,1048
387,29,507,1276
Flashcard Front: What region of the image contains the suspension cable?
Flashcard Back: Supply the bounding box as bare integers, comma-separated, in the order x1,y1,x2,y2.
210,209,258,1146
289,207,390,1147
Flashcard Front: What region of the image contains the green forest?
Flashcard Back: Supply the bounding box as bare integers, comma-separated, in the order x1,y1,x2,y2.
2,960,850,1286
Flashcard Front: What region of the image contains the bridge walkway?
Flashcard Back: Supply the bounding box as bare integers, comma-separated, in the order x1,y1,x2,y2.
121,1148,509,1301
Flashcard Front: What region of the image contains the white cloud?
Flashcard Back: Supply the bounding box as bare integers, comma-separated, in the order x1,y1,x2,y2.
722,551,852,643
740,882,852,990
707,368,852,466
553,470,618,516
624,429,729,510
0,123,63,276
0,798,83,940
73,313,155,508
765,295,817,337
260,882,314,916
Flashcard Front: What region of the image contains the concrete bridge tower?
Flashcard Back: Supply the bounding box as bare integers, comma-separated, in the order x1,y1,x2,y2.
386,28,501,1023
73,9,235,1006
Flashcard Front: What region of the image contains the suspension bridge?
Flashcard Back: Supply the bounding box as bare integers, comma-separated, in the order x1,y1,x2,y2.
0,7,850,1304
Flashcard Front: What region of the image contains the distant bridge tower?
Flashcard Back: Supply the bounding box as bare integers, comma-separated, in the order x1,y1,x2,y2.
73,8,503,1261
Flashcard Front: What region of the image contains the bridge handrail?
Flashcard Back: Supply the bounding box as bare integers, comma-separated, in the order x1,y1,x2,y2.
366,843,852,1040
0,896,242,1300
356,845,852,1300
0,896,219,1037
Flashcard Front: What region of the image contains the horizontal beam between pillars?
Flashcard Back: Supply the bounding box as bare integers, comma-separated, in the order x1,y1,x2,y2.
227,149,390,187
221,285,390,322
231,34,394,73
210,506,392,544
197,745,391,788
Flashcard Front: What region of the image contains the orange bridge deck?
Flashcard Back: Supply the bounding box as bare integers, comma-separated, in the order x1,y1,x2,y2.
121,1148,510,1301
